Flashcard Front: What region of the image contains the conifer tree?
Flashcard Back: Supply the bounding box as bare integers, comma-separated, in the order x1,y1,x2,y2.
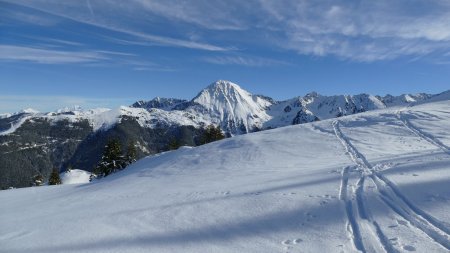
168,137,181,150
31,174,44,186
90,166,99,182
125,141,137,165
48,168,62,185
96,139,124,177
200,124,225,144
213,125,225,141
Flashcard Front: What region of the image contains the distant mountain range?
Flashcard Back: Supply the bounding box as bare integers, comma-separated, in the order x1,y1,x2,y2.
1,80,448,189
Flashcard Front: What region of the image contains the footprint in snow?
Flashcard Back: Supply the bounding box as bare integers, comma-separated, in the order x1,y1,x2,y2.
397,219,408,226
388,238,398,245
282,239,292,245
403,245,416,251
293,238,303,244
281,239,302,245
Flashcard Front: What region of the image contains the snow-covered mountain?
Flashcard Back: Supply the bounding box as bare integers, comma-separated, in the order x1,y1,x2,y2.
189,80,273,133
127,80,435,134
2,97,449,252
0,80,444,189
130,81,274,134
380,93,431,107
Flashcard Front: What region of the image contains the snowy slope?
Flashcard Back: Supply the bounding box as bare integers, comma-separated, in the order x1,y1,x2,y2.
1,99,449,253
0,109,39,136
0,115,33,136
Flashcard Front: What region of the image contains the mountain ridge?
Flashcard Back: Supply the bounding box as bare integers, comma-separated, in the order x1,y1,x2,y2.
0,80,445,189
1,80,439,136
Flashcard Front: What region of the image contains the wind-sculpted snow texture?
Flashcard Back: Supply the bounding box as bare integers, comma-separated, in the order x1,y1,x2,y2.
1,97,450,252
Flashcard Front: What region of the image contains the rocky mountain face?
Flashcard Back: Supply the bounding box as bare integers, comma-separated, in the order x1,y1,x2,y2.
131,97,188,111
0,80,436,189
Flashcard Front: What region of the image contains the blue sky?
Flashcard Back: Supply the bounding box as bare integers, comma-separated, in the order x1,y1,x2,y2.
1,0,450,113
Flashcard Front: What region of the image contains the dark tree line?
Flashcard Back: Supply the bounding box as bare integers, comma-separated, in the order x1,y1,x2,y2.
31,168,61,186
200,124,225,144
168,124,225,150
29,125,225,185
91,140,137,180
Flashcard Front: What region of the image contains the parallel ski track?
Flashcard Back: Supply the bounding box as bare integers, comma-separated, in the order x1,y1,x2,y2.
333,120,450,251
333,121,392,253
397,110,450,155
339,166,366,252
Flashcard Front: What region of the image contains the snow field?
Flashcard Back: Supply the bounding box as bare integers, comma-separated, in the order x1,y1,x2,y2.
1,99,450,252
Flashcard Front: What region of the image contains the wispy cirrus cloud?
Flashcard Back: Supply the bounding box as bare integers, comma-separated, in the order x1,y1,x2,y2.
4,0,229,51
256,0,450,62
3,0,450,63
30,37,84,47
0,2,60,26
0,44,171,71
0,45,107,64
132,0,249,31
203,56,290,67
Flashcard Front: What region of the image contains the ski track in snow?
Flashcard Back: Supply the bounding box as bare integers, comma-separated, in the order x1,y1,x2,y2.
333,120,450,252
339,165,366,252
333,121,391,253
397,110,450,155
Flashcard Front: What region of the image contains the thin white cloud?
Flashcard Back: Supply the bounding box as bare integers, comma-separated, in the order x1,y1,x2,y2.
6,0,229,51
33,37,84,47
0,4,60,26
0,44,175,71
203,56,290,67
132,0,248,30
0,45,107,64
94,50,136,57
257,0,450,61
3,0,450,62
86,0,94,17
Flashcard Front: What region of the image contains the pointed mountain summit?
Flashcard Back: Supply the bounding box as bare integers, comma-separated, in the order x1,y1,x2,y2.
191,80,273,134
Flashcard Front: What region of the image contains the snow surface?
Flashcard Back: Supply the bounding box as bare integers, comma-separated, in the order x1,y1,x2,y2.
1,98,450,252
60,169,91,185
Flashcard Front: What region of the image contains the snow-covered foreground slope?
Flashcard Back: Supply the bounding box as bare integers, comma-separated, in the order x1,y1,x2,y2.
1,100,450,253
